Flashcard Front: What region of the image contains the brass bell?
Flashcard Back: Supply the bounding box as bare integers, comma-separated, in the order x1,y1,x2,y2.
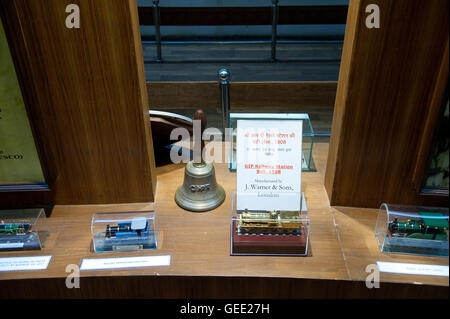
175,110,226,212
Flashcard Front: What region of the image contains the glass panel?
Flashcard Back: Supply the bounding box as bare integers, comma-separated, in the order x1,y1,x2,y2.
0,19,46,187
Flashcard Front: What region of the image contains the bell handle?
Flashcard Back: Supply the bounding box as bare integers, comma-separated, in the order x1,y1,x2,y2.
194,109,206,164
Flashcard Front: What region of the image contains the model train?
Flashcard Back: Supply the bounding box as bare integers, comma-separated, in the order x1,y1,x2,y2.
105,217,150,239
388,213,448,241
0,223,32,236
237,209,302,235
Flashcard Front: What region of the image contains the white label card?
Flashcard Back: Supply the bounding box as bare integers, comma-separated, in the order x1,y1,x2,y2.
0,243,24,249
0,255,52,272
80,255,171,271
236,120,302,211
376,261,449,277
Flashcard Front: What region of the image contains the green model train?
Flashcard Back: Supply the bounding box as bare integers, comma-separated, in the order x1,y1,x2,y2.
0,223,32,236
388,212,448,241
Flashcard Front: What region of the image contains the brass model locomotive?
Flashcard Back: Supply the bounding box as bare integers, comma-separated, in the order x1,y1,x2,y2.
237,209,302,235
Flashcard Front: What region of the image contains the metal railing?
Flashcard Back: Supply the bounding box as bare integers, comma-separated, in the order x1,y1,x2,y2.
218,68,231,136
142,1,346,63
152,0,162,62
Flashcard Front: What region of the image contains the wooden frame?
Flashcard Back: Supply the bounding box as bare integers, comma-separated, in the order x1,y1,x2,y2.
412,57,449,198
0,0,157,207
0,3,58,193
325,0,449,208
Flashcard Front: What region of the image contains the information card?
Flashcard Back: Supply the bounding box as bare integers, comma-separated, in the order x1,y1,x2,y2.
0,256,52,272
80,255,171,271
376,261,449,277
236,120,302,211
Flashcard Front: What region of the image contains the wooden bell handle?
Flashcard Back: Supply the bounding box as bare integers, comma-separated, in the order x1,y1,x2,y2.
194,109,206,163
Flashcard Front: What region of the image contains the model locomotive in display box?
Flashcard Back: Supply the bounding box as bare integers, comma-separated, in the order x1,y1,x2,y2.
0,209,46,251
376,204,449,257
230,192,310,256
91,212,157,253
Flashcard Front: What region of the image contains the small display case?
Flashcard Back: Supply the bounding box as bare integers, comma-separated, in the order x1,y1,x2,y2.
375,204,449,257
230,192,310,256
91,211,157,253
228,113,314,171
0,208,46,251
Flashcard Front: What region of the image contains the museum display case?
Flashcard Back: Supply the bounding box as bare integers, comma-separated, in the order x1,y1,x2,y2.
0,208,46,251
375,204,449,257
91,211,158,253
0,0,448,301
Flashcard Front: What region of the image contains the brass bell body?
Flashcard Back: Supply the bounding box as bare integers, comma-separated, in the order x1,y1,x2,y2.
175,161,225,212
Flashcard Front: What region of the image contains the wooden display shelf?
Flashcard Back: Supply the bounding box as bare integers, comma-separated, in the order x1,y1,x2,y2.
0,143,448,298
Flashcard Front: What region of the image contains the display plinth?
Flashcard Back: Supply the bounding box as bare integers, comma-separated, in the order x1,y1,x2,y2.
0,208,46,251
91,211,157,253
231,223,308,255
230,192,310,256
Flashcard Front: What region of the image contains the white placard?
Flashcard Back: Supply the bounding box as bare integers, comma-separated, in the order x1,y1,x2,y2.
80,255,171,271
236,119,303,211
0,243,24,249
376,261,449,277
0,255,52,272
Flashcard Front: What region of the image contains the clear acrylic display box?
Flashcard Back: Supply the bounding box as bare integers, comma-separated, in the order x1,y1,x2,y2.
375,203,449,257
230,192,310,256
228,113,314,171
91,211,157,253
0,208,46,251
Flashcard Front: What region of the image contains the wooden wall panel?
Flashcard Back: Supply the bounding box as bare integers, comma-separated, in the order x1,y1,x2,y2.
0,0,156,205
325,0,449,208
0,276,447,299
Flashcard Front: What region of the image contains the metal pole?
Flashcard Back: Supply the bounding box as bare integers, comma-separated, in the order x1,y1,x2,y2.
152,0,162,62
271,0,279,61
218,68,231,140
